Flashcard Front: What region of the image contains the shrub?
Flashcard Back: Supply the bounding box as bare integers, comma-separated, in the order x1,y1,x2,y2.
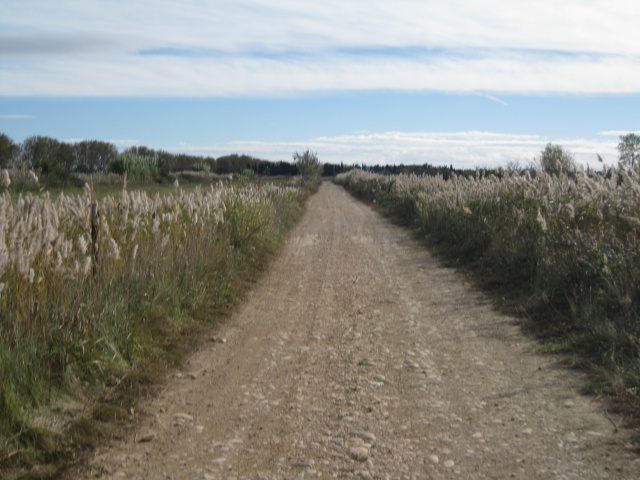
293,150,322,186
537,143,576,176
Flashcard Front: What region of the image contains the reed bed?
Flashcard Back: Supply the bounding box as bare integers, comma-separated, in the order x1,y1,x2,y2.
336,166,640,399
0,180,302,463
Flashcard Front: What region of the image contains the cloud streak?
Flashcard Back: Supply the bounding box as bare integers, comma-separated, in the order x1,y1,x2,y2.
1,0,639,97
2,50,639,97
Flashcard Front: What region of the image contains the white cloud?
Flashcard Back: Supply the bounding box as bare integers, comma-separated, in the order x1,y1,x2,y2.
1,0,640,97
1,50,639,97
599,130,640,137
167,131,619,170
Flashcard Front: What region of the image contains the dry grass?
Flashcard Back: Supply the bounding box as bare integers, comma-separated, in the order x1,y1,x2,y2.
336,165,640,404
0,178,304,469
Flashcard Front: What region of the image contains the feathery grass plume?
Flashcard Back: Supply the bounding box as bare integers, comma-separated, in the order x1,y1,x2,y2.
1,169,10,189
28,169,39,185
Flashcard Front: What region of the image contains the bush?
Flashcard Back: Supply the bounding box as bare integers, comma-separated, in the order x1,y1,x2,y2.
109,152,168,180
293,150,322,186
537,143,576,176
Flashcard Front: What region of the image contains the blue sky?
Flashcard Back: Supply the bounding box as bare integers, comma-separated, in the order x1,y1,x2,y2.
1,1,639,169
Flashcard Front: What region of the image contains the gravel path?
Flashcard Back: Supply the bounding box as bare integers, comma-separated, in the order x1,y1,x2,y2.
73,182,640,479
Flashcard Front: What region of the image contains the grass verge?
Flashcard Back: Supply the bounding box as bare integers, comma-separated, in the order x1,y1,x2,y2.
0,178,309,478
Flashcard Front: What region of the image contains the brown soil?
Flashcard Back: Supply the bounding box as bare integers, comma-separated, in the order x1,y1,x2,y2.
68,182,639,479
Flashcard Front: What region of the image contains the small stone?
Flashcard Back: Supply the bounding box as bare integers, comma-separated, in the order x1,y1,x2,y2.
137,431,157,443
195,425,204,433
428,455,439,464
522,428,533,435
564,401,575,408
443,460,455,468
350,431,377,445
373,374,392,385
472,432,483,439
173,413,194,424
350,447,369,462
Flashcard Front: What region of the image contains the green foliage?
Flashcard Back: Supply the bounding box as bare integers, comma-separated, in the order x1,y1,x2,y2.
0,133,19,169
109,152,164,179
19,136,76,186
73,140,118,174
192,161,211,172
537,143,576,176
293,149,322,185
618,133,640,168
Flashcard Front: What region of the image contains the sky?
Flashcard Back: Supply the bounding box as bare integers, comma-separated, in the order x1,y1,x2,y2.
1,1,639,169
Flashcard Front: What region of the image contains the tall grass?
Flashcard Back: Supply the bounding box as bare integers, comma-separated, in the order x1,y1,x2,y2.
336,166,640,399
0,180,303,466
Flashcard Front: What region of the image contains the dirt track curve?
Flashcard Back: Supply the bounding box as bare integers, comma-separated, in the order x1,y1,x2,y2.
73,182,640,479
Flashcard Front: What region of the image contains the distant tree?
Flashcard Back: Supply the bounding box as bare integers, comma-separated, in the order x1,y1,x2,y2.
617,133,640,168
20,136,75,183
73,140,118,173
0,133,19,168
124,145,157,158
293,149,322,183
537,143,575,176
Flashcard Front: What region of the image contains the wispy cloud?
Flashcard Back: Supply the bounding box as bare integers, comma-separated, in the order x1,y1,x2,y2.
1,0,639,97
2,51,639,97
168,131,619,169
599,130,640,137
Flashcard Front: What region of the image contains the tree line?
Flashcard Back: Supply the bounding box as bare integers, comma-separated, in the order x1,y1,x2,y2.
3,132,636,187
0,134,352,186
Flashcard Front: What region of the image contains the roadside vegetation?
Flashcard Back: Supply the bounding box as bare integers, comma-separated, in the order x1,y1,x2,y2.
0,146,319,474
335,140,640,411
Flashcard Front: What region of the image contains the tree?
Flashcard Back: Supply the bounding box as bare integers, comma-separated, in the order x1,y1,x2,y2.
617,133,640,168
293,149,322,183
537,143,575,176
20,136,75,184
73,140,118,173
0,133,19,168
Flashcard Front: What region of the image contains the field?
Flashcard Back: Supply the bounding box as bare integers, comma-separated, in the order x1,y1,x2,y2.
335,165,640,402
0,176,307,467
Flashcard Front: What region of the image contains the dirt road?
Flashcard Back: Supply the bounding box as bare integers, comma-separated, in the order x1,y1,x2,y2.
74,182,639,479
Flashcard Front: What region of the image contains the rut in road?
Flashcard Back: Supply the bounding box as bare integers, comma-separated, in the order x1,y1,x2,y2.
75,182,639,479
